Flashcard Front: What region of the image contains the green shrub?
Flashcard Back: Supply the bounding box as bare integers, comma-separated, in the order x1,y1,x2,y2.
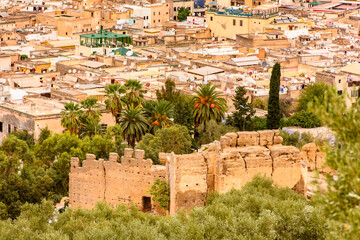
282,111,321,128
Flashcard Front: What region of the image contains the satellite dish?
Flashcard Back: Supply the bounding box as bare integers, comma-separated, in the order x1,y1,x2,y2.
68,69,72,73
124,60,127,65
96,26,99,30
126,51,133,56
261,61,267,67
99,68,102,71
73,69,77,73
130,62,135,68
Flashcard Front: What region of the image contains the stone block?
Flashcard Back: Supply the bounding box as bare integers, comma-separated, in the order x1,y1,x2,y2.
109,152,119,162
124,148,134,158
237,131,259,147
71,157,79,168
220,136,231,149
86,154,96,161
135,149,145,159
225,132,238,147
258,130,275,146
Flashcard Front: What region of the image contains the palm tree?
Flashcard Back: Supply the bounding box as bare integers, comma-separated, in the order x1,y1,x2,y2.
79,115,102,138
105,84,126,124
81,97,101,119
124,79,145,107
120,105,149,148
61,102,82,135
192,83,228,127
143,100,173,133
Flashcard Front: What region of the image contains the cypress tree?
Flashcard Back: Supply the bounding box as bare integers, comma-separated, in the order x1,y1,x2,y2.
267,63,281,129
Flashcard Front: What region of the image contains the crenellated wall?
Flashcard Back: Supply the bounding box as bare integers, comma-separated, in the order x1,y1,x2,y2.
69,130,308,214
69,149,166,213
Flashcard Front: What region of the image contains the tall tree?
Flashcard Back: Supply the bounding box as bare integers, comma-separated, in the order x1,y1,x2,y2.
192,83,227,127
142,100,173,133
119,105,149,148
156,79,179,102
267,63,281,129
60,102,82,135
226,86,255,131
124,79,145,107
173,94,194,132
105,84,126,124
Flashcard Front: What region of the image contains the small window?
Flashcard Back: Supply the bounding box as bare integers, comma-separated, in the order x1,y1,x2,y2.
338,90,343,95
8,124,10,133
174,7,176,11
338,79,341,83
240,20,243,26
210,16,213,21
159,12,160,15
233,19,236,25
0,122,3,132
153,12,155,16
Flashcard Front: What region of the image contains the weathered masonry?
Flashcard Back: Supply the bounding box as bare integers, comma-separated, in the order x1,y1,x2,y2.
69,130,311,214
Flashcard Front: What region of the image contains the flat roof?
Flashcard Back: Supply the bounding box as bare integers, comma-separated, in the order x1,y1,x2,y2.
80,61,109,69
0,97,66,117
188,66,225,76
340,62,360,76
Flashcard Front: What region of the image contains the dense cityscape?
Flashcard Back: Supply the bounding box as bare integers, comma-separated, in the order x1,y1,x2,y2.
0,0,359,238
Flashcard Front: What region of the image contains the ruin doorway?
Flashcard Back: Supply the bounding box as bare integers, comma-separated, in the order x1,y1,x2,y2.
142,197,152,212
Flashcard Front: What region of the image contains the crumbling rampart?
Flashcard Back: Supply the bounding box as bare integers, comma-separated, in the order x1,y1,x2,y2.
69,130,308,214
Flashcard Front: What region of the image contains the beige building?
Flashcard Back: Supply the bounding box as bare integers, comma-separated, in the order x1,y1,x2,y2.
147,3,170,28
0,96,116,142
316,62,360,107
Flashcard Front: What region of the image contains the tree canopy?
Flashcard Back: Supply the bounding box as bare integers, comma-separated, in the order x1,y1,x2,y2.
0,176,327,239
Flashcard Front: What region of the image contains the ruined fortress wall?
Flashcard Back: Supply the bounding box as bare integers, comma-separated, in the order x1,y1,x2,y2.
168,153,208,215
69,130,308,214
69,149,166,212
210,130,303,194
69,154,106,209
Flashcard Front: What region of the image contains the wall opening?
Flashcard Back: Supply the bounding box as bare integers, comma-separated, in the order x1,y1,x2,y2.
142,196,152,212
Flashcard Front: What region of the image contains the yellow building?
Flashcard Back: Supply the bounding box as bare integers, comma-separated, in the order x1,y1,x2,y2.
147,3,170,28
14,60,51,74
206,5,279,39
207,5,307,38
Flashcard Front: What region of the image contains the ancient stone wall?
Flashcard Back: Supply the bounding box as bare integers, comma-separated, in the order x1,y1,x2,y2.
69,130,309,214
204,130,304,194
69,149,166,212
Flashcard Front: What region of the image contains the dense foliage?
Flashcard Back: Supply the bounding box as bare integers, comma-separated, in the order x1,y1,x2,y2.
177,7,190,22
197,120,237,146
267,63,281,129
0,128,124,219
282,111,321,128
280,130,315,149
311,89,360,239
0,177,327,239
137,125,192,164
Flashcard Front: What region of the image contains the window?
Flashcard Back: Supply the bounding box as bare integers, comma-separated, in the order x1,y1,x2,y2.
351,90,359,98
154,12,155,16
159,12,160,15
233,19,236,25
338,79,341,83
158,19,160,22
210,16,213,21
0,122,3,132
337,90,343,95
174,7,176,11
240,20,243,26
142,197,152,212
8,124,10,133
65,32,68,35
174,16,177,20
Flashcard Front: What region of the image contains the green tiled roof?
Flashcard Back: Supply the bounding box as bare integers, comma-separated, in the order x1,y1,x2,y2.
81,30,129,39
